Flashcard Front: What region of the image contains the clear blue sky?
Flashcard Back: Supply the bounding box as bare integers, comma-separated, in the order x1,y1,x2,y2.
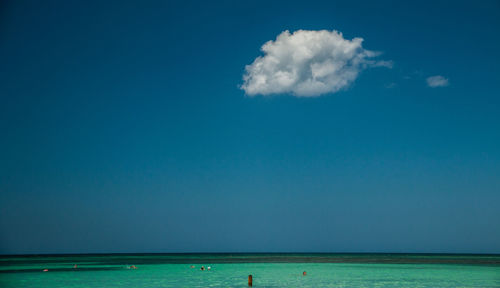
1,0,499,254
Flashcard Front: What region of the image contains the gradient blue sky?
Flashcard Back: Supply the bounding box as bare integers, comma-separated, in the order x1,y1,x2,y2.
1,0,499,254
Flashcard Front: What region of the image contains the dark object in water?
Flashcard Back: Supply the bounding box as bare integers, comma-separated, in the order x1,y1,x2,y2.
248,274,253,286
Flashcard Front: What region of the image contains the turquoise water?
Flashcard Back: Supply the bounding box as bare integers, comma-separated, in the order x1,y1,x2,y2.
1,254,499,287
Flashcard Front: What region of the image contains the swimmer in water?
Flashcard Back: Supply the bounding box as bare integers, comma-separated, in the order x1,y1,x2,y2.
303,271,307,276
207,266,211,270
200,266,205,271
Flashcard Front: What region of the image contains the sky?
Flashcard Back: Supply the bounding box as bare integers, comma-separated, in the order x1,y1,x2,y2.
1,0,499,254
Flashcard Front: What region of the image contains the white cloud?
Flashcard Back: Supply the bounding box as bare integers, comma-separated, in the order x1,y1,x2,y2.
426,75,449,87
241,29,391,97
385,82,397,89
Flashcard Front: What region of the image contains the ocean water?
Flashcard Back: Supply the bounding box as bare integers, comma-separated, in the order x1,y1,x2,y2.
1,254,499,287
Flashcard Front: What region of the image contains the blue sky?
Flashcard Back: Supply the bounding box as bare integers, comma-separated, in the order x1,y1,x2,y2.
1,0,499,254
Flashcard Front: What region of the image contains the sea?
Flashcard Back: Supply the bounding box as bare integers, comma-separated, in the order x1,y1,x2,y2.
1,253,499,287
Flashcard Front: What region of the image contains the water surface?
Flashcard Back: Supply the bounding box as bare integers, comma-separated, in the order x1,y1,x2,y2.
1,254,499,287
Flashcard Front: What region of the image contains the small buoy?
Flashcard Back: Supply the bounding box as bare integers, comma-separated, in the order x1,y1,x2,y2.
43,269,48,272
303,271,307,276
248,274,253,286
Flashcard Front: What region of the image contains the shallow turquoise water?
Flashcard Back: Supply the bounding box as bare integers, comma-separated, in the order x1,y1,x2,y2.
1,254,499,287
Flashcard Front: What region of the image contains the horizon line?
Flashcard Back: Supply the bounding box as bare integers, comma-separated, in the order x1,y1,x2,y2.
2,251,500,257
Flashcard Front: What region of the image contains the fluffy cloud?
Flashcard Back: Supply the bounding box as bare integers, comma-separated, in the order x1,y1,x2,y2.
241,30,391,97
426,75,449,87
